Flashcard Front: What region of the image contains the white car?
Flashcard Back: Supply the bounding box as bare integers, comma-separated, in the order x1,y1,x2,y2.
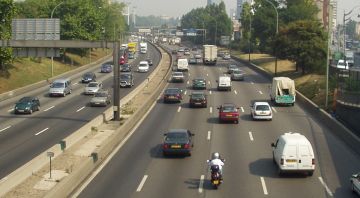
223,53,231,60
251,102,272,120
336,59,349,70
351,172,360,195
84,82,102,95
138,61,149,72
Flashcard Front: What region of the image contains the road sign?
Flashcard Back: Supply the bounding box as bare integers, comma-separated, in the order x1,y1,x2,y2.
12,19,60,40
220,36,230,45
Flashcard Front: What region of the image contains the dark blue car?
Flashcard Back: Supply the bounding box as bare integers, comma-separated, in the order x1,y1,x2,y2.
101,63,113,73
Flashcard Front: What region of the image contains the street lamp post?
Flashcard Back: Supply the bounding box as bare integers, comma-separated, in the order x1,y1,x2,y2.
50,1,65,78
263,0,279,76
215,20,218,45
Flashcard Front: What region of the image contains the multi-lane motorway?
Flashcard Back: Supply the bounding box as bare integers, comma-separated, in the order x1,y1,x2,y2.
0,43,161,178
77,44,360,198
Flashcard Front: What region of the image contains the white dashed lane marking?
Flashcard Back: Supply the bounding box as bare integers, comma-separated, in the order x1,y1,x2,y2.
249,131,254,141
206,73,209,76
209,107,213,114
136,175,148,192
184,90,187,95
207,131,211,140
259,91,263,95
76,106,85,112
199,175,205,193
7,108,14,112
209,91,212,95
251,81,254,84
35,127,49,136
187,81,190,85
208,81,211,85
44,106,55,112
177,107,182,112
0,126,11,133
271,107,277,113
260,177,268,195
73,82,78,85
240,107,244,113
234,90,237,95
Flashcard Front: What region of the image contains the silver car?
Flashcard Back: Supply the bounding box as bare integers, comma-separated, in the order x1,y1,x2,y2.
84,82,102,95
231,69,245,81
90,90,111,107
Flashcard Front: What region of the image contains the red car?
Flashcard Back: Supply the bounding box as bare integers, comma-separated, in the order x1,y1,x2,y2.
217,103,240,124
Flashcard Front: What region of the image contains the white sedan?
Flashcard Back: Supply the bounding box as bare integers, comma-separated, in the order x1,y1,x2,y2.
84,82,102,95
138,61,149,72
351,172,360,195
250,102,273,120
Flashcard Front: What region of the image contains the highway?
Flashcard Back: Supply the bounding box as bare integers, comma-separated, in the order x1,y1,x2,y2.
77,44,360,198
0,43,162,178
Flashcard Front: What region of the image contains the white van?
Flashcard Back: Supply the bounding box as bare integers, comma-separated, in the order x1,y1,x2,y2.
271,132,315,176
177,58,189,71
217,75,231,91
49,78,72,97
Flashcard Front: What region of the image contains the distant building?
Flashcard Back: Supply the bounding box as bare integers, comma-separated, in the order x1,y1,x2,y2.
315,0,334,30
236,0,245,20
207,0,222,6
330,0,337,30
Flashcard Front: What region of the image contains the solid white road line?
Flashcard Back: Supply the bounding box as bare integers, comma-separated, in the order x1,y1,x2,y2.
318,177,333,197
0,126,11,133
259,91,263,95
7,108,14,112
76,106,85,112
209,90,212,95
234,90,237,95
240,107,244,113
260,177,268,195
184,91,187,95
35,127,49,136
177,107,182,112
209,107,213,114
199,175,205,193
271,107,277,113
136,175,148,192
249,132,254,141
207,131,211,140
71,101,157,197
43,106,55,112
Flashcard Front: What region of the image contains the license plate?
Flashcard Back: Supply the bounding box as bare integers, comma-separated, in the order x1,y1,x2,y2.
18,110,24,112
171,145,181,149
226,114,232,117
195,103,201,105
213,180,219,184
169,96,175,99
286,159,297,163
95,102,100,104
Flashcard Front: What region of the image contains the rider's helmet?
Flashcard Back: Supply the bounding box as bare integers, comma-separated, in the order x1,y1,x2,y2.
212,152,220,159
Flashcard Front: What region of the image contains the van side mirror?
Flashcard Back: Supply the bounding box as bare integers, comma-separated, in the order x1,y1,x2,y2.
271,143,275,147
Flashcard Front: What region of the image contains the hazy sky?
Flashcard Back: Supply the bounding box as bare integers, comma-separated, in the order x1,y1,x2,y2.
125,0,359,24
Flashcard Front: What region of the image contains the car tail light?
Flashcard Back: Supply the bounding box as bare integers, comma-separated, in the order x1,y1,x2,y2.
184,143,190,149
162,144,169,149
280,158,284,165
312,158,315,165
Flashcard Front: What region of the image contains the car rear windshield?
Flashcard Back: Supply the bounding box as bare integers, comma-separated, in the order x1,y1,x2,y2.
233,70,243,74
52,82,65,88
173,73,183,77
256,105,270,111
166,132,188,141
88,83,98,87
139,63,148,67
19,97,32,102
191,93,205,99
222,106,236,112
120,74,131,79
165,89,180,94
95,92,107,97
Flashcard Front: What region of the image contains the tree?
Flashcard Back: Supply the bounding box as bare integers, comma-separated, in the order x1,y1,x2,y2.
275,20,327,74
0,0,16,73
279,0,319,24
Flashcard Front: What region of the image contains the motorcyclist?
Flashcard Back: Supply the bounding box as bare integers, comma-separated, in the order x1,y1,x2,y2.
208,152,225,180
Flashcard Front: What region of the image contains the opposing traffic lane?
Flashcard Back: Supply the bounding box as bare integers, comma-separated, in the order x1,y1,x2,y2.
0,43,162,178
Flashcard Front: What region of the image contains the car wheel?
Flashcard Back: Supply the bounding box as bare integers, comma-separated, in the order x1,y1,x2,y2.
29,109,33,114
36,106,40,111
63,92,66,97
308,171,314,176
272,153,276,164
351,182,355,192
163,152,167,157
291,103,295,106
278,166,283,177
235,120,239,124
204,104,207,108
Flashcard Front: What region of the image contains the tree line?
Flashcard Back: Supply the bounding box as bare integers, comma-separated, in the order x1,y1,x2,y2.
0,0,127,72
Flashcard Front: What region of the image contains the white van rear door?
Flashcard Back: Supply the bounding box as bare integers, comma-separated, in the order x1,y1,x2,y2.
298,145,313,170
284,145,298,170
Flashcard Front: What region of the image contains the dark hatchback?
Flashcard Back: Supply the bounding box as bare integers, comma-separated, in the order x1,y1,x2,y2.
192,78,206,90
189,92,207,108
163,88,183,103
162,129,195,156
81,72,96,83
120,64,132,72
14,97,40,114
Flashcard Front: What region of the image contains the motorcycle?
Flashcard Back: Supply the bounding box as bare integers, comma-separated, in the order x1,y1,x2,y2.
207,159,225,189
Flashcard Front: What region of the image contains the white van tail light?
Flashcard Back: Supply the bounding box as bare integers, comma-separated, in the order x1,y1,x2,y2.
280,158,284,165
312,158,315,165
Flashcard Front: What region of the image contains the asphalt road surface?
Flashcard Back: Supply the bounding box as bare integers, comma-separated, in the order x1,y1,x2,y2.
0,43,161,178
77,44,360,198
